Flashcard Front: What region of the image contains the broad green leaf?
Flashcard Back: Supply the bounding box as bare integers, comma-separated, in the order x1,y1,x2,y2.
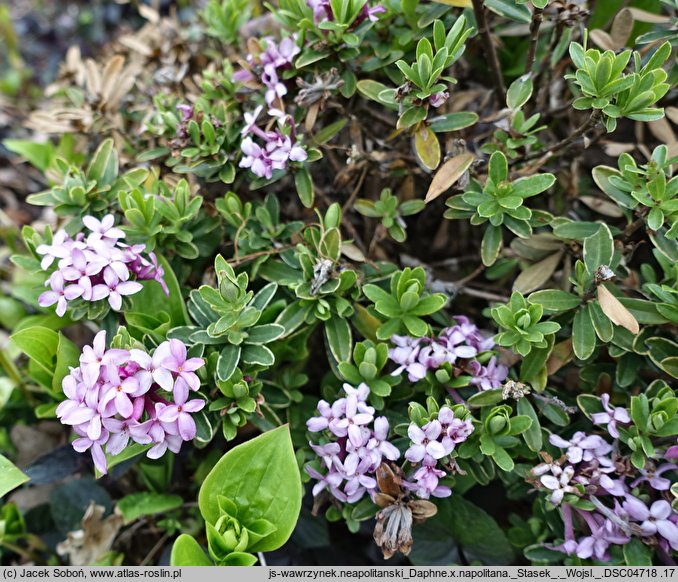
10,326,58,376
573,306,596,360
295,168,314,208
528,290,580,314
53,333,80,394
171,534,212,566
506,74,533,110
428,112,479,133
517,398,542,452
199,425,301,553
217,345,241,382
412,496,514,565
481,225,503,266
467,389,504,407
86,138,118,186
324,317,353,364
583,223,614,275
484,0,531,23
241,344,275,366
117,492,183,524
130,255,188,327
623,538,652,566
4,139,54,171
0,454,29,497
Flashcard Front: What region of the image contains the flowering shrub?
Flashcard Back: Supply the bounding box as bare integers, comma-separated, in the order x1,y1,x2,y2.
1,0,677,569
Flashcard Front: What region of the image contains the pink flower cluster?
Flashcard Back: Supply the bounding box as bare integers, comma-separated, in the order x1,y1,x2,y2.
305,383,400,503
307,0,385,25
403,406,474,498
36,215,167,317
239,106,307,179
534,430,678,560
555,497,678,561
234,36,299,106
388,316,508,389
57,331,205,475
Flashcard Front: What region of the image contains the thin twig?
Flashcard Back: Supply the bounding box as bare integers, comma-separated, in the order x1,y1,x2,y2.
341,164,368,214
518,110,602,163
471,0,506,102
524,7,544,75
227,245,295,267
140,533,168,566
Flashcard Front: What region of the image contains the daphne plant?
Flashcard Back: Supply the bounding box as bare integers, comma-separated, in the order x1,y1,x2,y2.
445,151,556,266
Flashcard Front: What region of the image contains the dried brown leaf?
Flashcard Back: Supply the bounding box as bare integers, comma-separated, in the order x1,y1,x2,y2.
101,56,125,104
425,152,474,203
85,59,102,97
513,251,563,294
546,339,574,375
626,8,671,23
648,118,676,145
589,29,616,51
597,285,639,335
579,195,624,217
610,8,634,48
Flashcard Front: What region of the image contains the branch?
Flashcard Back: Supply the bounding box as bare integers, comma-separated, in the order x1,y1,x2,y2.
524,7,544,75
520,109,603,163
471,0,506,102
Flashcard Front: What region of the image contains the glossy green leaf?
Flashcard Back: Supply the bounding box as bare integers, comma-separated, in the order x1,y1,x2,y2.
199,425,301,552
117,492,183,524
171,534,212,566
0,454,29,497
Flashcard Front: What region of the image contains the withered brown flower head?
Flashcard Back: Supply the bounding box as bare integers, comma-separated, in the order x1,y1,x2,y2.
372,463,438,560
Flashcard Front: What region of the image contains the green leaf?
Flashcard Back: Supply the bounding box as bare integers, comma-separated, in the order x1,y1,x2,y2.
506,74,533,110
518,398,542,452
484,0,531,23
4,139,54,171
10,326,58,376
241,344,274,366
53,332,80,394
324,317,353,364
171,534,212,566
217,345,241,382
467,389,504,407
528,290,580,314
623,537,652,566
117,493,183,524
411,496,514,565
429,112,479,133
0,454,29,497
573,306,596,360
513,174,556,198
86,138,118,186
130,255,188,327
245,324,285,345
583,223,614,275
481,225,503,266
199,426,301,553
295,168,314,208
398,106,428,130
